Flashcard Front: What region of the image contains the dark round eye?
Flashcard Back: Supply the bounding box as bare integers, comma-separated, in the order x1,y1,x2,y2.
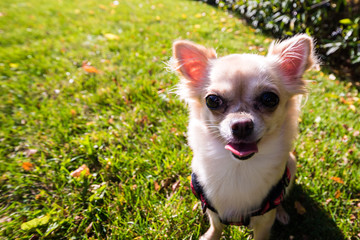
206,95,223,110
260,92,279,108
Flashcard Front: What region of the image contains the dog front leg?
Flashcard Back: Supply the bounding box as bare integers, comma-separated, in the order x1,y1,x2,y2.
200,210,224,240
250,209,276,240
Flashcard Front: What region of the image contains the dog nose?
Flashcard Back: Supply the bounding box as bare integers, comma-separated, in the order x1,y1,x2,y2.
231,119,254,139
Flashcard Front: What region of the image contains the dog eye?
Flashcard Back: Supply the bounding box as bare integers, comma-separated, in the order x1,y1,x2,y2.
206,95,223,110
260,92,279,108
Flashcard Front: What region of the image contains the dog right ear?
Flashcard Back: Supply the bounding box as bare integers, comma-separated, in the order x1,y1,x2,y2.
172,40,216,88
267,34,317,94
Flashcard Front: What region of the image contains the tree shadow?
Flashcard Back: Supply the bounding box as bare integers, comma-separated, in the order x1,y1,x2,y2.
271,184,345,240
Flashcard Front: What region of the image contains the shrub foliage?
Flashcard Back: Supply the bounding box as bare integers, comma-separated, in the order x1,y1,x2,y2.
199,0,360,80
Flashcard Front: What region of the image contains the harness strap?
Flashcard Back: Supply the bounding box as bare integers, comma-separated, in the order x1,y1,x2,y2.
191,173,218,214
190,166,291,226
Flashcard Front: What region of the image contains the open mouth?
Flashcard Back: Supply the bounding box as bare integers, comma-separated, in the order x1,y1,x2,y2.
225,141,259,161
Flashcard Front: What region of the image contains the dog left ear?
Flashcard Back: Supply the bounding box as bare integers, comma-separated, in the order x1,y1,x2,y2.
268,34,316,93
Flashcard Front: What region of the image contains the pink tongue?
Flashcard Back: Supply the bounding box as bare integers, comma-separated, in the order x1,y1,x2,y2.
225,142,258,157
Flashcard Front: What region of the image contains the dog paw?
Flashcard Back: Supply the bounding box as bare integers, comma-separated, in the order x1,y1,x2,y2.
276,205,290,225
200,229,222,240
199,234,216,240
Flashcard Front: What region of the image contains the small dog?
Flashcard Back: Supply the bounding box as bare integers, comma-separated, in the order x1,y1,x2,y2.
171,34,316,240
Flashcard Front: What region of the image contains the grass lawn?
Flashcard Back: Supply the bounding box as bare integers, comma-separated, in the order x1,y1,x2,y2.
0,0,359,239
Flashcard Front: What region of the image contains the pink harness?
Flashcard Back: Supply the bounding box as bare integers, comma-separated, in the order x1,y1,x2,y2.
191,166,291,226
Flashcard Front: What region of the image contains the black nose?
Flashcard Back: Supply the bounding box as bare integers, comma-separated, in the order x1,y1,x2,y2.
231,119,254,139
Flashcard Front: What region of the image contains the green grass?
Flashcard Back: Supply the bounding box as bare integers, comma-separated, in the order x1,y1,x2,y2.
0,0,359,239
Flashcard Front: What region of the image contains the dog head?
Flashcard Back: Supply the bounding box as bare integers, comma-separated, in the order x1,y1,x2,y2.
172,35,316,160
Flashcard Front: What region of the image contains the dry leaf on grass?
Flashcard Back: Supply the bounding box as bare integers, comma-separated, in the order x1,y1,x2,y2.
325,198,332,204
85,222,93,233
172,180,181,192
70,109,77,117
22,162,33,171
104,33,120,40
335,190,341,199
154,181,160,192
192,202,200,211
70,164,90,178
24,149,37,157
330,176,344,184
82,62,100,74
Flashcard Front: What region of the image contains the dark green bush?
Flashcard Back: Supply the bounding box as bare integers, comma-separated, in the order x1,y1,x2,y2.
199,0,360,80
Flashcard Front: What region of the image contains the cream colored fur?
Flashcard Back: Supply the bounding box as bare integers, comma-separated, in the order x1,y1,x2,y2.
172,34,316,240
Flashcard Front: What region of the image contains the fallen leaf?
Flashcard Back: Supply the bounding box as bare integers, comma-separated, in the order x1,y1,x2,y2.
335,190,341,199
348,104,356,111
330,176,344,184
85,222,93,233
172,180,181,192
21,215,50,230
9,63,18,68
104,33,120,40
22,162,33,171
192,202,200,211
325,198,332,204
340,97,354,105
294,201,306,215
74,215,83,221
70,109,76,117
82,63,100,74
154,181,160,191
82,65,99,74
70,164,90,178
24,149,37,157
187,175,191,182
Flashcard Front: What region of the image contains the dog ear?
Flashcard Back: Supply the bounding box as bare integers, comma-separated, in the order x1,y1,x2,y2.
268,34,316,93
172,40,216,88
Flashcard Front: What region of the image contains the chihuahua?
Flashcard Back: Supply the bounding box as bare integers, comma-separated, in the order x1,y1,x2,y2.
171,34,316,240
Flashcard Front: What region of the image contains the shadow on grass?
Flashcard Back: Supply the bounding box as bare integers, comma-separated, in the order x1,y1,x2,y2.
271,184,344,240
